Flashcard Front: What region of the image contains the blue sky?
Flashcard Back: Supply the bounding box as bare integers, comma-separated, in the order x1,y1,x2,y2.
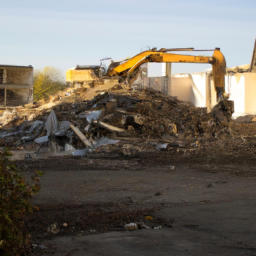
1,0,256,76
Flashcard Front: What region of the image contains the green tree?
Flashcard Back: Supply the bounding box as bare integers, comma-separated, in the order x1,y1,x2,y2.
34,66,67,101
0,149,42,255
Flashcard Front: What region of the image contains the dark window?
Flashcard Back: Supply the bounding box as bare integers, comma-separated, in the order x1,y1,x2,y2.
0,69,3,84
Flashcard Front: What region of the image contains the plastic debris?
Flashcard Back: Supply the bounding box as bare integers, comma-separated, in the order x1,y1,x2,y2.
155,143,168,151
95,137,119,148
124,223,138,231
79,110,102,123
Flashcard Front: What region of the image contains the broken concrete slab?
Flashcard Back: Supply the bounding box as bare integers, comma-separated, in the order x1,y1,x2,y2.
35,136,49,144
45,110,58,136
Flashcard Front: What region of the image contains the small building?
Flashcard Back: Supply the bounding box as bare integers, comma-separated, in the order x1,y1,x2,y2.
0,65,33,107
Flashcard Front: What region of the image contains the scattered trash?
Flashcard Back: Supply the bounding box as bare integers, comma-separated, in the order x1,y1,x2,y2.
124,223,138,231
169,166,175,170
63,223,68,227
140,223,151,229
155,143,168,151
145,216,154,221
47,223,60,234
153,226,163,230
155,192,163,196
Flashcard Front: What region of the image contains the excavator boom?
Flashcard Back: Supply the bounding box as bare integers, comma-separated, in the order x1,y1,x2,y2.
106,48,226,98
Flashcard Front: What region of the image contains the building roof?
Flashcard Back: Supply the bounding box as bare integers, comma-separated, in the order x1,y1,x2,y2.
0,65,33,69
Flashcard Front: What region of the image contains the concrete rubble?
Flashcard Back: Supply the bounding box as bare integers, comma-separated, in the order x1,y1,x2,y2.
0,82,254,160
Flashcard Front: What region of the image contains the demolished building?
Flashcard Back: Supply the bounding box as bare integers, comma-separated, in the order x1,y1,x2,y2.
0,65,33,107
135,40,256,118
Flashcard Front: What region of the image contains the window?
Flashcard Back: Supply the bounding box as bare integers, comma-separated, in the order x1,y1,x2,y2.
0,69,3,84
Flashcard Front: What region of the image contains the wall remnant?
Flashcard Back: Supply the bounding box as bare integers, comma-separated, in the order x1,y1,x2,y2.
0,65,33,107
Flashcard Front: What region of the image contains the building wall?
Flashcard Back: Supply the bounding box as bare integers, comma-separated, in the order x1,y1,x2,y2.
225,72,256,117
0,66,33,106
4,67,33,85
142,71,256,118
66,69,95,85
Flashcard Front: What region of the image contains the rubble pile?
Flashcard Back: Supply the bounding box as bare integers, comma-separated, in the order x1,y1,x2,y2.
0,84,238,157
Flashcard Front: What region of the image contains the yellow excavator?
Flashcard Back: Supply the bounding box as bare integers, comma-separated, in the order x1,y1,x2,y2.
105,47,226,100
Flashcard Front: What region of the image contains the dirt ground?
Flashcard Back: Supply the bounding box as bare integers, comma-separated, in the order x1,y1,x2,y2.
15,149,256,256
1,83,256,255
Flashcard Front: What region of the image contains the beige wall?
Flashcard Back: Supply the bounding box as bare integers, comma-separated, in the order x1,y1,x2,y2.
170,73,207,107
141,71,256,118
3,66,33,86
225,72,256,117
0,66,33,105
66,69,95,83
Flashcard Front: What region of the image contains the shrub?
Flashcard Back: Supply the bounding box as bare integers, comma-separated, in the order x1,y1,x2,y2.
0,149,42,255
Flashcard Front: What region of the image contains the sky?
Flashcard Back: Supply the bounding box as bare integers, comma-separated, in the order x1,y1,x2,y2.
1,0,256,76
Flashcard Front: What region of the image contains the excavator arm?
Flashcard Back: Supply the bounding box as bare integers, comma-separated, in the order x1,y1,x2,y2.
107,48,226,99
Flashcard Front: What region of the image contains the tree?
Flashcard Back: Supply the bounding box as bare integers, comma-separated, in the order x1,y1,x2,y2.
0,149,42,255
34,67,67,101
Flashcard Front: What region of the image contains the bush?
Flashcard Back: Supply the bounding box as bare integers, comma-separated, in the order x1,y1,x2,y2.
34,66,67,101
0,149,42,255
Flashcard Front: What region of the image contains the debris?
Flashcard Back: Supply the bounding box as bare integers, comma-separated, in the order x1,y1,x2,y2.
63,223,68,227
140,223,151,229
145,216,154,221
35,136,48,144
124,223,138,231
70,124,94,149
72,149,87,157
155,143,168,151
65,143,75,151
155,192,163,196
153,226,163,230
0,81,250,160
96,121,126,133
54,121,71,136
79,110,102,123
95,137,119,148
45,110,58,136
46,223,60,234
27,120,44,133
169,166,175,170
